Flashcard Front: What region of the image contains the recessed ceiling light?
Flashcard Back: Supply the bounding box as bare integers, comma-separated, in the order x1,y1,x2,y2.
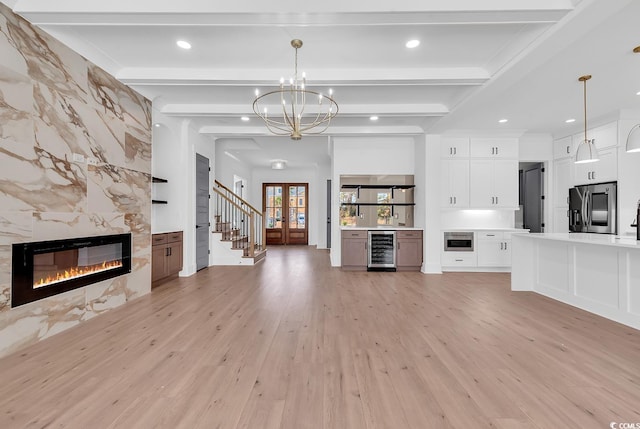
498,118,508,123
565,118,576,123
154,123,161,127
176,40,191,50
241,116,250,122
636,91,640,96
370,116,379,121
405,40,420,49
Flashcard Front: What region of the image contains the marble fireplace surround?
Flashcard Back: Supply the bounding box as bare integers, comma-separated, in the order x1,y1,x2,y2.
0,4,152,357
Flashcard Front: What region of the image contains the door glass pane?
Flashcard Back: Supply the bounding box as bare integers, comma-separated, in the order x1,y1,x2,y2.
265,186,283,229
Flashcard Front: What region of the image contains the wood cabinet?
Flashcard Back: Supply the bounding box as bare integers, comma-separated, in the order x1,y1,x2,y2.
152,231,183,287
341,229,423,271
341,230,368,270
441,159,470,208
396,230,423,271
469,160,518,208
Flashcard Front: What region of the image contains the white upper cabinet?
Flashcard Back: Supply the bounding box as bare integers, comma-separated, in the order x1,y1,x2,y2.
441,137,470,158
572,122,618,151
573,146,618,185
441,159,470,208
469,159,519,208
553,136,573,159
470,138,519,159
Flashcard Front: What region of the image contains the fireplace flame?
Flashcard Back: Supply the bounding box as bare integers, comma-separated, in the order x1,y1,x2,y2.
33,260,123,288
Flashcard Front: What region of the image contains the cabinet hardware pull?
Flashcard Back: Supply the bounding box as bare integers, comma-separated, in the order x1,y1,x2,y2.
504,242,507,250
500,242,504,250
487,234,495,236
450,147,453,155
398,242,401,249
496,196,498,204
491,196,495,204
449,196,452,204
567,145,570,154
454,147,457,155
491,147,495,155
592,171,595,180
455,259,463,262
496,147,499,155
454,196,457,204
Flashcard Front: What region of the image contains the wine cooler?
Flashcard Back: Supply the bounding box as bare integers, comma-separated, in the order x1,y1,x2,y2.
367,230,396,271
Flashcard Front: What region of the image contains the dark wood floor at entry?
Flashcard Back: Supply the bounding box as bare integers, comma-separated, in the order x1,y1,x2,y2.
1,246,640,428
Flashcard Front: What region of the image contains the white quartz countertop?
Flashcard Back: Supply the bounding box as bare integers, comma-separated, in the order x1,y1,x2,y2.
515,232,640,249
340,226,423,231
441,228,529,232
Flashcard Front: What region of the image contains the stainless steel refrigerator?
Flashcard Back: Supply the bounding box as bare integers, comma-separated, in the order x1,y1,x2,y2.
568,181,617,234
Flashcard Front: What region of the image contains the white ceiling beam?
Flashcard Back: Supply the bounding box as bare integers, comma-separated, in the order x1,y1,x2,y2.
19,10,570,26
198,125,425,136
118,67,489,86
161,103,448,117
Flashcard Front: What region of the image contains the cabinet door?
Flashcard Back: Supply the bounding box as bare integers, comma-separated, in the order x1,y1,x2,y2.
553,207,570,233
573,147,617,185
470,138,518,158
441,159,469,208
553,136,573,159
152,245,167,282
477,240,511,267
553,158,572,207
167,242,183,274
396,239,422,268
341,238,367,268
493,160,519,208
469,160,494,207
590,122,618,150
441,137,470,158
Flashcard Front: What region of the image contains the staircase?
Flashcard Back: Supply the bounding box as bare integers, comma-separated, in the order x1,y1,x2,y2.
211,180,267,265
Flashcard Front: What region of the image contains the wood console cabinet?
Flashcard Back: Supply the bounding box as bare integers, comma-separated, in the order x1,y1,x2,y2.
152,231,183,287
396,230,423,271
341,230,368,271
341,229,423,271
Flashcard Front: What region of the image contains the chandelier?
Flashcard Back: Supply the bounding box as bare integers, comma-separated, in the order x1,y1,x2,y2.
253,39,338,140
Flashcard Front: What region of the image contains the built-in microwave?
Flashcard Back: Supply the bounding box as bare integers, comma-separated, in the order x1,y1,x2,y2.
443,231,474,251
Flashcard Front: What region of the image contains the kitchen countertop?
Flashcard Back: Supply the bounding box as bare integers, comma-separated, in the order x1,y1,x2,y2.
441,228,529,232
340,226,423,231
514,232,640,249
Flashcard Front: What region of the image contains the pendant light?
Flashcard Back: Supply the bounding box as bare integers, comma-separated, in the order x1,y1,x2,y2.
626,46,640,153
574,75,600,164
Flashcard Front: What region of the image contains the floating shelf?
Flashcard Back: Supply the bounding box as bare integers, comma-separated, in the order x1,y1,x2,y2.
152,176,168,183
340,203,415,207
152,200,168,205
341,184,415,190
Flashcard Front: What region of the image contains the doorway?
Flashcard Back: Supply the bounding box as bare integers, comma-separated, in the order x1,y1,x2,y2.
195,153,210,271
519,162,545,232
263,183,308,245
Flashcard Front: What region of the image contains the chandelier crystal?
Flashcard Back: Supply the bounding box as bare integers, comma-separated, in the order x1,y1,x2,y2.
253,39,338,140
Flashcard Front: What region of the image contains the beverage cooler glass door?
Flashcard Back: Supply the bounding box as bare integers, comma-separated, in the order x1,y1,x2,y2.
367,231,396,268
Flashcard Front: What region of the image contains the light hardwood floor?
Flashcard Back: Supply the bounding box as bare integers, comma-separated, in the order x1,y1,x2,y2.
1,246,640,428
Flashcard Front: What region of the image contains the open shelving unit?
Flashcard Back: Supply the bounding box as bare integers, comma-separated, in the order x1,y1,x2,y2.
152,176,168,204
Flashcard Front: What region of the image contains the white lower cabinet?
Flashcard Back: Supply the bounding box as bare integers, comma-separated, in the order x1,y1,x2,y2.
477,232,511,267
441,251,477,268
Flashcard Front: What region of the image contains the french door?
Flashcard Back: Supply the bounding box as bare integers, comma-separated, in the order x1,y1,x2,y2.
263,183,308,245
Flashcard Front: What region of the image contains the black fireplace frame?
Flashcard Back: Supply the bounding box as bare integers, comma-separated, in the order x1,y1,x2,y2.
11,233,132,308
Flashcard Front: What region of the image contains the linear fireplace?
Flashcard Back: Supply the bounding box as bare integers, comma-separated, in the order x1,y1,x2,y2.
12,233,132,307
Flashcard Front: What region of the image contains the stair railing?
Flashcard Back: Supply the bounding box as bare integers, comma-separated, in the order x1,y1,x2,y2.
212,180,266,257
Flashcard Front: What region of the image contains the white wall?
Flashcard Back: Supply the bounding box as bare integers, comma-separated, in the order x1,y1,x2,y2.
215,141,252,198
251,165,330,248
423,135,443,273
152,110,215,276
330,136,416,266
